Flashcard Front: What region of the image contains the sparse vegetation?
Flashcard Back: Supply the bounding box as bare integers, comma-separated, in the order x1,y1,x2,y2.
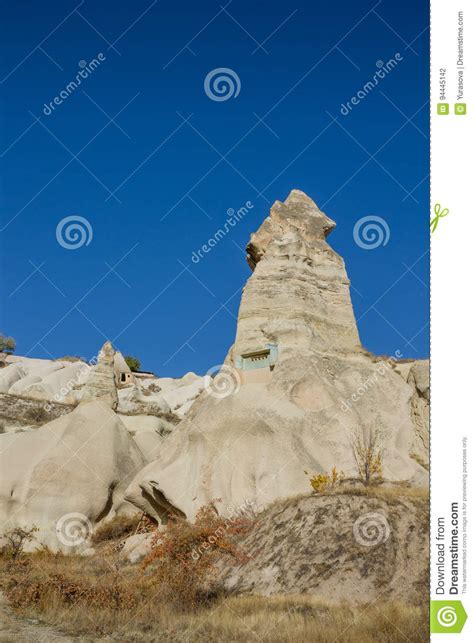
143,503,252,609
309,466,343,492
1,526,39,560
351,428,384,485
23,406,49,425
0,334,16,355
91,513,153,545
124,355,141,372
142,381,161,395
0,493,428,641
0,560,428,643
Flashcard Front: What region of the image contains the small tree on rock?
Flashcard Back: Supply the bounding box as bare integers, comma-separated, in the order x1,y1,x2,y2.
0,334,16,355
124,355,141,372
351,428,383,485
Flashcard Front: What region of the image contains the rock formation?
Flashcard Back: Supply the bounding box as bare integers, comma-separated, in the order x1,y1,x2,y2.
0,357,89,404
216,491,428,605
81,341,118,410
0,341,206,549
125,190,429,522
237,189,360,355
0,400,145,551
0,190,429,551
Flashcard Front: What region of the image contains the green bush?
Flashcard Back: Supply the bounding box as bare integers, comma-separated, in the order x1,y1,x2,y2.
0,334,16,354
124,355,141,372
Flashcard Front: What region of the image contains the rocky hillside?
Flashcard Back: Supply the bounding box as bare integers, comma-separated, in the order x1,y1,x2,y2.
218,488,428,605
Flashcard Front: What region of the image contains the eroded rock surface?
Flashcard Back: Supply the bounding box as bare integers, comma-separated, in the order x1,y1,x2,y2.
81,341,118,410
0,400,145,551
217,492,428,605
125,191,429,522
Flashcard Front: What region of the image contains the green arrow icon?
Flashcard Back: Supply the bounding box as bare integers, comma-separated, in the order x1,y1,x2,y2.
431,600,467,633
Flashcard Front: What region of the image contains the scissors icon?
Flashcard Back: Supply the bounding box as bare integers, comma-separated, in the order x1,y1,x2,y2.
430,203,449,233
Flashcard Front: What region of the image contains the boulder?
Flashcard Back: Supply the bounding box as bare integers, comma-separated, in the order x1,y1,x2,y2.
120,532,155,563
0,400,145,551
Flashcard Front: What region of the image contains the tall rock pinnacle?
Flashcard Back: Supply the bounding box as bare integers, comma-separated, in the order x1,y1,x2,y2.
233,190,360,359
81,340,118,409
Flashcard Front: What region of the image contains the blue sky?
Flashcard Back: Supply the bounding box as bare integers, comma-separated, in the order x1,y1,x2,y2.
0,0,429,376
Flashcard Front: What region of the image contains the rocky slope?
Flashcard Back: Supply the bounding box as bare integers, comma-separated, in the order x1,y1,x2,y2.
0,351,205,421
0,344,207,550
217,490,428,605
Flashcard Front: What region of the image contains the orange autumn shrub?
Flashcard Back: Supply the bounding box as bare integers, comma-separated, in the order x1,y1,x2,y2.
143,503,252,609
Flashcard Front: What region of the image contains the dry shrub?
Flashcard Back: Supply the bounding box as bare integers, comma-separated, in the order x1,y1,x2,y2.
352,428,383,485
0,506,427,641
143,503,252,609
310,466,343,492
6,570,138,612
23,406,49,425
2,504,252,626
91,513,153,544
1,526,39,560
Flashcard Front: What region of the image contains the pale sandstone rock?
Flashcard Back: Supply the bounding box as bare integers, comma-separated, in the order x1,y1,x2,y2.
120,532,155,563
132,430,163,463
0,363,28,393
125,191,429,522
406,359,429,468
217,493,428,605
116,373,205,418
117,385,171,415
81,341,118,410
114,351,131,375
23,362,89,404
157,377,205,412
0,354,202,421
118,415,174,435
0,400,145,551
0,358,90,404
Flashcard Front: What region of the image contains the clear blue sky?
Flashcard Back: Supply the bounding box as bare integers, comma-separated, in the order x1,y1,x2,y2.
0,0,429,376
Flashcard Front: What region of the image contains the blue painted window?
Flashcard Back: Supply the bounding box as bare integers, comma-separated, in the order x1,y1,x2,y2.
236,344,278,371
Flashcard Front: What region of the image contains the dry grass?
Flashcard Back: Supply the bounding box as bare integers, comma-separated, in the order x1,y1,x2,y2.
91,513,152,545
260,484,428,519
0,491,428,641
332,482,429,504
0,549,427,642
